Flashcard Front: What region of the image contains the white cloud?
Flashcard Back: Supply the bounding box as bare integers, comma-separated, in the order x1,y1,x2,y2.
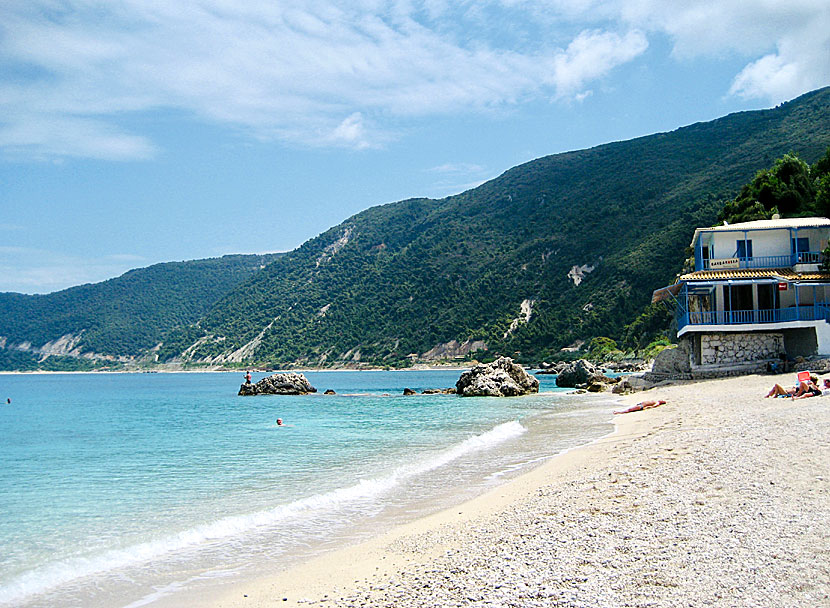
424,161,494,198
327,113,375,150
2,0,826,161
0,0,648,160
610,0,830,102
429,162,486,174
550,29,648,98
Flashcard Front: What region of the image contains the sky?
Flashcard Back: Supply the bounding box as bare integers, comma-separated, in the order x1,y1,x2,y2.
1,1,829,294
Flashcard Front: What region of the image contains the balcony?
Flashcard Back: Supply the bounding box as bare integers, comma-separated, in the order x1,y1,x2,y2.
697,251,823,271
678,304,830,332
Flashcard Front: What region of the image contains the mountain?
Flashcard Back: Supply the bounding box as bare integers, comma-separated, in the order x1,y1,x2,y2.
159,88,830,368
3,88,830,371
0,253,281,369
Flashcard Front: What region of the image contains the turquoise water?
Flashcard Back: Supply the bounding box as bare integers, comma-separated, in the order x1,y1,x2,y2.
0,371,614,607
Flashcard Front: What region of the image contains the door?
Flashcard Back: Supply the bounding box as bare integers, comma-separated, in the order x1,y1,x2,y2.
725,284,753,323
757,283,779,322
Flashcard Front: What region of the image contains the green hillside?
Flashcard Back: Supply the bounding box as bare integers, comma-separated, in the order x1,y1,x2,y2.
0,253,281,368
162,88,830,368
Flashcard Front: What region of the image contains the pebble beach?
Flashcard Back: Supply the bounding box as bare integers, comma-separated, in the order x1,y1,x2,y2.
212,374,830,608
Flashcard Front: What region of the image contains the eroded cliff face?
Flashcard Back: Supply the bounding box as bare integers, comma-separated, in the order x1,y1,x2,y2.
0,333,134,364
420,339,488,361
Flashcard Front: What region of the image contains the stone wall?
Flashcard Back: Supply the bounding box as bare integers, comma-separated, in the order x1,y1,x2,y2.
699,332,783,366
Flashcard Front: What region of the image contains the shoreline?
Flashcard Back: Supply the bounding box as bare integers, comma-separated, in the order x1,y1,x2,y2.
203,390,659,608
0,364,474,375
206,374,830,607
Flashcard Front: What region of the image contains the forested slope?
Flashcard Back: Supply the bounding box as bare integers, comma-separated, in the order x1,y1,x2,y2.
0,253,280,367
163,88,830,367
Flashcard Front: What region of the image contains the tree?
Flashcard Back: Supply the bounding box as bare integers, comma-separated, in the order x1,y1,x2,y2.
812,146,830,178
718,153,816,223
588,337,619,361
813,147,830,217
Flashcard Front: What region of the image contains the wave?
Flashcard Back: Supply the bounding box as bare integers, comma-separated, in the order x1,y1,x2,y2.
0,420,525,607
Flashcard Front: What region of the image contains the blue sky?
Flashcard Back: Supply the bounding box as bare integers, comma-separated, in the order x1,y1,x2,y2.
1,1,829,294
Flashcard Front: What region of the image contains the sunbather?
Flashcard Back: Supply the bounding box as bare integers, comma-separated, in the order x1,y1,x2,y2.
614,399,666,414
792,378,830,399
766,375,818,398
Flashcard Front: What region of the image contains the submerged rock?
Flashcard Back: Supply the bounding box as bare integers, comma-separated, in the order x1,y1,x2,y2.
238,372,317,396
456,357,539,397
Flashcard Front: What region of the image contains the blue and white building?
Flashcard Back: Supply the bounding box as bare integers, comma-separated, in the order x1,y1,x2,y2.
654,216,830,373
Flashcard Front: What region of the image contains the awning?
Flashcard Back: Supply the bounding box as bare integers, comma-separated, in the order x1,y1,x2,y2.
679,268,830,281
651,282,681,304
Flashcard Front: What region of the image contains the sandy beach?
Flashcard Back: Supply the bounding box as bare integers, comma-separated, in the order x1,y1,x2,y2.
210,374,830,608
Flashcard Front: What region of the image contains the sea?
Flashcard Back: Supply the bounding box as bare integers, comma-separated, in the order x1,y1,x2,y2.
0,370,616,608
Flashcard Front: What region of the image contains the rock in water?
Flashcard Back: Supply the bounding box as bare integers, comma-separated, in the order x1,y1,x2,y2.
238,372,317,396
456,357,539,397
554,359,599,388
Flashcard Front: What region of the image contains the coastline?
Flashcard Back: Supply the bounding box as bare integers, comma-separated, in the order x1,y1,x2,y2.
0,364,474,375
206,374,830,607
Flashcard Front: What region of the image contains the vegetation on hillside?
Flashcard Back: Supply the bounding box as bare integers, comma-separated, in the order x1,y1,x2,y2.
4,88,830,371
718,147,830,224
616,145,830,356
0,254,281,368
164,88,830,368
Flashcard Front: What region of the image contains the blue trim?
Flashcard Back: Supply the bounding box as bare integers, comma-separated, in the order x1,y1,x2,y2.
698,251,822,270
674,280,830,331
693,222,830,244
678,305,830,331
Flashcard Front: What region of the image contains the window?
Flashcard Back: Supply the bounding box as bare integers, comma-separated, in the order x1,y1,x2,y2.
792,237,811,262
736,239,753,259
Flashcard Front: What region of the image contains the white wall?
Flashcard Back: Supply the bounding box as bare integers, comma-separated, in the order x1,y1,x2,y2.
816,322,830,355
710,227,829,260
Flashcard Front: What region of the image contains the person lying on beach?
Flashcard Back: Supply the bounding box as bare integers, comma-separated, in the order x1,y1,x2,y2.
765,375,819,398
792,378,830,400
766,383,798,398
614,399,666,415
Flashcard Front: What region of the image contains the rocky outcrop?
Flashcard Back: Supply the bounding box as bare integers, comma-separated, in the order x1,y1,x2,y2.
456,357,539,397
605,359,650,373
238,372,317,396
555,359,600,387
555,359,618,390
536,361,569,375
609,374,654,394
651,343,691,374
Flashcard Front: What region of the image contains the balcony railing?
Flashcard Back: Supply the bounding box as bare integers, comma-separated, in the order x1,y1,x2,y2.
698,251,823,271
678,304,830,332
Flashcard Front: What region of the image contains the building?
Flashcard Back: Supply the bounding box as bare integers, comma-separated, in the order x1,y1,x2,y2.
653,216,830,376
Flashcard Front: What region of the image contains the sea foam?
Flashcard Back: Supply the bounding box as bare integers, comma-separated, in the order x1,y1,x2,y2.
0,420,525,607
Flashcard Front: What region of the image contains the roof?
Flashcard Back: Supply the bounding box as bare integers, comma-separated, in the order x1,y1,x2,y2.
651,283,682,303
690,216,830,247
679,268,830,281
652,267,830,303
